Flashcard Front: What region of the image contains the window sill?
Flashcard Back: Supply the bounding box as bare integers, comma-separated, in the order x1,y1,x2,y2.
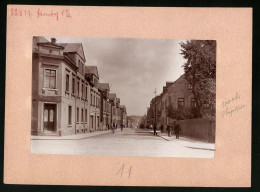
67,124,72,127
42,88,58,94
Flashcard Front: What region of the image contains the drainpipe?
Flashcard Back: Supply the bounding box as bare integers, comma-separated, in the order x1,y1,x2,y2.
84,81,85,133
75,69,79,134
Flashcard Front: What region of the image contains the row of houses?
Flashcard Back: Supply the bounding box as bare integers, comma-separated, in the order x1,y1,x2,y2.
31,37,127,136
146,74,213,128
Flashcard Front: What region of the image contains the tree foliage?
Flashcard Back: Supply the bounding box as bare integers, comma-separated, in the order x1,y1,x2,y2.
180,40,216,117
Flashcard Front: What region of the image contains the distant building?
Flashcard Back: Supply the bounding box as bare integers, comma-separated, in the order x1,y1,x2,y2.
127,115,142,128
119,105,127,126
147,75,196,128
98,83,111,129
109,93,121,126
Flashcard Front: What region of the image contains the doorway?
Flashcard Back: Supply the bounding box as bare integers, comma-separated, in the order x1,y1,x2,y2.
43,104,56,132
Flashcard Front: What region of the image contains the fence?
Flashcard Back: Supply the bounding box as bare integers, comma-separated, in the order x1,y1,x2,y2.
178,118,215,143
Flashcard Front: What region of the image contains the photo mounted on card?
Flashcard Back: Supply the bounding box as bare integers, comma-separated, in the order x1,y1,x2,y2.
4,5,251,187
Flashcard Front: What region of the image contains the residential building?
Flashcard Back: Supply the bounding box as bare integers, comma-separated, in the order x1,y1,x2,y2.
119,105,127,126
98,83,111,130
31,37,89,136
85,66,100,132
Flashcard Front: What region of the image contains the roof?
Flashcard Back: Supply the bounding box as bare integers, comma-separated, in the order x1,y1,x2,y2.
59,43,86,61
85,66,99,78
33,36,50,50
98,83,110,91
108,93,116,99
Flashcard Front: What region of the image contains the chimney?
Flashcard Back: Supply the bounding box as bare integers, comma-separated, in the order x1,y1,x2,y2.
51,38,57,44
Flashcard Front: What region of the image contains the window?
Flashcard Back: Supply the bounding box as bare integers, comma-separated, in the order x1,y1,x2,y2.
188,83,192,90
86,86,88,100
191,98,196,108
66,74,69,92
45,69,56,88
68,106,72,125
94,95,96,106
94,78,98,87
77,107,79,122
81,108,84,122
81,84,83,98
85,109,88,123
72,78,75,94
178,98,184,108
91,93,93,105
97,116,100,127
77,81,80,96
91,116,94,128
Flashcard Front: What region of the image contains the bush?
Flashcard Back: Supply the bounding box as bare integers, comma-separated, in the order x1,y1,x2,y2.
167,105,199,120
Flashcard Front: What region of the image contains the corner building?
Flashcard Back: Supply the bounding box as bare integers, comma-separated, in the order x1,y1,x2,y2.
31,37,90,136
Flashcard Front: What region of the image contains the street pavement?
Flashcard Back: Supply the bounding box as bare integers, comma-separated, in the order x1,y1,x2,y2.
31,128,215,158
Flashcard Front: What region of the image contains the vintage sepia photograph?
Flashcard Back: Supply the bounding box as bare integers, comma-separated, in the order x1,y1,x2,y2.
31,36,216,158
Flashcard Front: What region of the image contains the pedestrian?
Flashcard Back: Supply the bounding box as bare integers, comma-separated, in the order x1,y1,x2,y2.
166,123,172,137
160,124,164,133
120,124,123,131
174,120,181,139
112,122,116,134
153,123,157,135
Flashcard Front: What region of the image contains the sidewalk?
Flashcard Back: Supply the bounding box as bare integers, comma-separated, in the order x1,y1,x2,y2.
31,129,116,140
157,132,215,151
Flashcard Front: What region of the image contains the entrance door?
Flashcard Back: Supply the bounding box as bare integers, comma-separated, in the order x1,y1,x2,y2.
43,104,56,132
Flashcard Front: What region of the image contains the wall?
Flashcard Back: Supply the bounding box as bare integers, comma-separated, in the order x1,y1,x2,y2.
176,118,215,143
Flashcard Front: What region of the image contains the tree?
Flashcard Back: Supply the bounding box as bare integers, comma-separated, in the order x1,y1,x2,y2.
180,40,216,117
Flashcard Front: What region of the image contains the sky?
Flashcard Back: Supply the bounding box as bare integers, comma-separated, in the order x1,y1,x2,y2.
46,36,186,116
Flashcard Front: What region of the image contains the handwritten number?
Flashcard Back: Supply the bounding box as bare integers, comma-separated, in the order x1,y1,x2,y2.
117,164,132,178
128,165,132,178
117,164,124,177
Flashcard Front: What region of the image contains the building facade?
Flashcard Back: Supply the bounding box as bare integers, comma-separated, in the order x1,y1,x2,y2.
147,75,195,128
98,83,111,130
119,105,127,126
85,66,100,132
31,37,89,136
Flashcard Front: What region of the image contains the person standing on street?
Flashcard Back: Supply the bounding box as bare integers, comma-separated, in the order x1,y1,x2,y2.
120,124,123,131
166,123,172,137
174,120,181,139
153,123,157,135
112,122,116,134
160,124,164,133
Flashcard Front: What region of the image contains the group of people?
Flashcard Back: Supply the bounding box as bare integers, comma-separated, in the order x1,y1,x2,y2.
109,122,125,133
151,120,181,139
